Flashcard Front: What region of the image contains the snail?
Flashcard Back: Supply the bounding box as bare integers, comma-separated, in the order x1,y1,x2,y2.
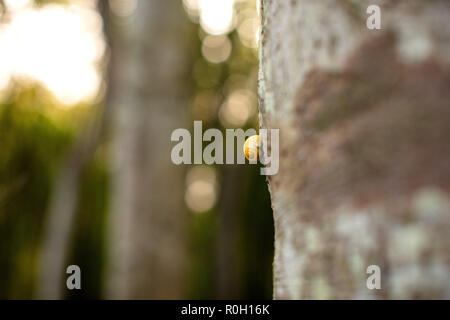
244,135,260,162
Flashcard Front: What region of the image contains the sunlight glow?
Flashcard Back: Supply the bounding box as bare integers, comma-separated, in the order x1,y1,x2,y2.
0,3,105,106
182,0,200,19
219,89,256,127
201,35,232,64
185,166,218,213
184,0,237,35
237,17,259,48
199,0,235,35
4,0,31,11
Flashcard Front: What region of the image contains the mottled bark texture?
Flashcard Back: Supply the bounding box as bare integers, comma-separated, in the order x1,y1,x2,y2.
259,0,450,299
105,0,191,299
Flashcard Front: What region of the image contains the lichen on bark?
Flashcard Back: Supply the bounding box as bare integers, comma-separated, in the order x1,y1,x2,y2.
259,0,450,299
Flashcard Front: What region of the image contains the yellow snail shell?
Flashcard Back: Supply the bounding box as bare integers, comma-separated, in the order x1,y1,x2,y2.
244,135,260,162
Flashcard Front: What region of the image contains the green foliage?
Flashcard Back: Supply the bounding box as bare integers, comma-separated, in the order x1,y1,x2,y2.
66,155,109,299
0,84,108,299
0,86,72,298
238,166,274,299
33,0,69,7
188,210,217,299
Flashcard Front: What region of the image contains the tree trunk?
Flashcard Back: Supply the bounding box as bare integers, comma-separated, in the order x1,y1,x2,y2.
37,1,111,300
259,0,450,299
105,0,191,299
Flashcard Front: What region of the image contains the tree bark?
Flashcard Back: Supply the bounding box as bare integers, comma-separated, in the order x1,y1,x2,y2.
259,0,450,299
105,0,191,299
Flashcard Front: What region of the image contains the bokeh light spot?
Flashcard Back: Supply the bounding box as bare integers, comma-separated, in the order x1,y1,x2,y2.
201,35,232,64
185,165,218,213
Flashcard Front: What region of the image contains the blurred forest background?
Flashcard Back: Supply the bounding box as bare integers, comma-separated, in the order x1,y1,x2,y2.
0,0,273,299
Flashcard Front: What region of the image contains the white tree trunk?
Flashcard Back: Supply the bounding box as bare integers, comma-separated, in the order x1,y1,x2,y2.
259,0,450,299
105,0,190,299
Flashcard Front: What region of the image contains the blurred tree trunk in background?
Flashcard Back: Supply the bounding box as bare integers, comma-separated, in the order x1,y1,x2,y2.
105,0,191,299
259,0,450,299
37,1,110,300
